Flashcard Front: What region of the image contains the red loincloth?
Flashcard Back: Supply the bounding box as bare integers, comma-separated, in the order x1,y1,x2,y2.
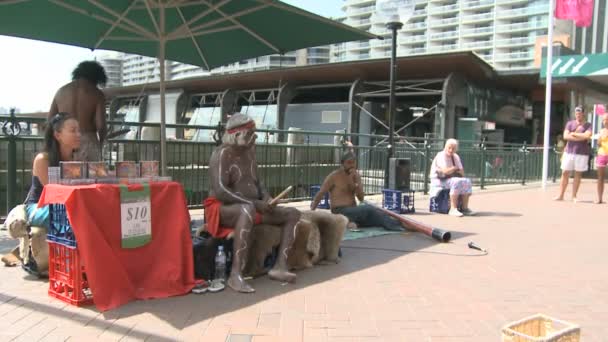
203,197,263,238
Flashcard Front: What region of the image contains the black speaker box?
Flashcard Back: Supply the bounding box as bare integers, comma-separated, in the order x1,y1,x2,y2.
389,158,411,191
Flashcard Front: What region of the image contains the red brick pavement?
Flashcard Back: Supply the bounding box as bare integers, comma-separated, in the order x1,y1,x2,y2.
0,181,606,341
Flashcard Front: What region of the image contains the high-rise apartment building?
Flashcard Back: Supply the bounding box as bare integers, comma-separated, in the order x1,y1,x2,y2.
335,0,559,70
122,54,166,86
97,52,123,88
118,1,607,86
121,46,330,86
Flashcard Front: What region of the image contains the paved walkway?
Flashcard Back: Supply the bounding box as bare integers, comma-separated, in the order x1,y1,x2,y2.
1,181,606,341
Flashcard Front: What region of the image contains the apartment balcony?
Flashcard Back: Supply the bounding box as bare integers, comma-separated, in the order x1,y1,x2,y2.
429,30,459,41
403,47,427,55
347,5,375,16
428,17,459,27
429,3,459,14
478,53,493,62
466,46,492,56
374,50,391,58
463,0,494,9
461,12,494,23
171,64,200,73
400,35,427,44
332,43,347,52
496,5,549,19
493,51,534,61
461,40,492,49
347,0,375,6
349,41,371,51
307,58,329,65
380,47,426,57
348,18,372,27
460,26,494,37
496,20,548,33
428,44,458,52
496,0,529,4
372,27,391,36
306,53,330,59
412,8,427,18
495,61,535,70
371,39,391,48
403,21,428,31
494,36,535,47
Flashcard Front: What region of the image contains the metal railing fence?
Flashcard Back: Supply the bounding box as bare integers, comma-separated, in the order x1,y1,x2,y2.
1,117,559,217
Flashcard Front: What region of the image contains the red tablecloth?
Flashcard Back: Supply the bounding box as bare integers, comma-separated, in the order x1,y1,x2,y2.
38,182,195,311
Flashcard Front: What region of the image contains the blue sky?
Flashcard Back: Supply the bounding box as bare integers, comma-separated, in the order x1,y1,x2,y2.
0,0,344,113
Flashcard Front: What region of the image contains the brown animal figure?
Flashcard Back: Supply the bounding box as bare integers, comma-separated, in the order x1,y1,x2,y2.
243,210,348,277
302,210,348,265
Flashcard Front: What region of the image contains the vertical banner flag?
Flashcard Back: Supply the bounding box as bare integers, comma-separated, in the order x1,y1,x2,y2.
555,0,578,19
575,0,594,27
555,0,594,27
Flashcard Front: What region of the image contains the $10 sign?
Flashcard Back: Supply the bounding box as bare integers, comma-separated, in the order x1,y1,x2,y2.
120,184,152,248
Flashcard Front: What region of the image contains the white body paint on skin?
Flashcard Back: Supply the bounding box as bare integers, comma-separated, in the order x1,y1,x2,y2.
218,148,252,204
235,207,254,259
282,220,299,259
229,164,242,182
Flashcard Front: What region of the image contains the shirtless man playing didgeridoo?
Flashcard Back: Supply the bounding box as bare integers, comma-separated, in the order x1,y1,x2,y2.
311,151,404,232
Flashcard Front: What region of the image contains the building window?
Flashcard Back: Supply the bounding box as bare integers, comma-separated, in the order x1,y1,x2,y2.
321,111,342,124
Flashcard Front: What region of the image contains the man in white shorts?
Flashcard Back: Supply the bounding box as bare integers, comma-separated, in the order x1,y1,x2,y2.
555,106,592,202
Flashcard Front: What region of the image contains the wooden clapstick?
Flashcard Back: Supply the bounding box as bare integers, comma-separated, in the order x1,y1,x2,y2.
268,186,293,206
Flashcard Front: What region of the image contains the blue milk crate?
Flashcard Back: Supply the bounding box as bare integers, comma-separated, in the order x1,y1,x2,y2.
429,189,462,214
48,204,77,247
382,189,415,214
310,185,330,209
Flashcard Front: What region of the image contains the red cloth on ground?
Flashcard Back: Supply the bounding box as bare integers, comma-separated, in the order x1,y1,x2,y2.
38,182,195,311
203,197,262,238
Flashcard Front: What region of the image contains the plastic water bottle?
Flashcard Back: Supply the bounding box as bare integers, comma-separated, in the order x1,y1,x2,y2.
214,246,227,283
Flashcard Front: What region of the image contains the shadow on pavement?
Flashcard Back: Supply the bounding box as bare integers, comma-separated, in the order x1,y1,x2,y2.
98,230,476,329
0,292,177,342
0,226,477,334
472,211,522,217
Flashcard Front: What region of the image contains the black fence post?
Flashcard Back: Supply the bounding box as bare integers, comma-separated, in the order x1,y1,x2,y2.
521,141,527,185
423,139,430,195
552,146,558,183
480,141,486,190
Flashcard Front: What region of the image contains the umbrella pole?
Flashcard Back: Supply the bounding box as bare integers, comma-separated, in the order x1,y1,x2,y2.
159,6,167,176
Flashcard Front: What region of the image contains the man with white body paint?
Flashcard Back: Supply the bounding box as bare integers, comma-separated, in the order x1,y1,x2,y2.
206,113,301,293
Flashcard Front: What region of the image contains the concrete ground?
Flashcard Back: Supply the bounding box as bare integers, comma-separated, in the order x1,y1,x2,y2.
0,180,606,341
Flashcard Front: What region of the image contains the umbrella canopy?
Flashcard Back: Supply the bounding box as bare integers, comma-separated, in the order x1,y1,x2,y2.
0,0,376,174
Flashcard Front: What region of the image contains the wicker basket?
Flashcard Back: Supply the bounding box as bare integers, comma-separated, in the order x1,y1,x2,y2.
502,314,580,342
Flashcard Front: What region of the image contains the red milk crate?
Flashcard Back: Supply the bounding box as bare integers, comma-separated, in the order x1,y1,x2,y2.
47,241,93,306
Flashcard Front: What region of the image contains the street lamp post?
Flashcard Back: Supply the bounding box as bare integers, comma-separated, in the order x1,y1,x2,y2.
386,21,402,189
376,0,415,188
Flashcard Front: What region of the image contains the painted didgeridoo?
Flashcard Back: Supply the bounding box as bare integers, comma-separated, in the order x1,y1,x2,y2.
364,201,452,242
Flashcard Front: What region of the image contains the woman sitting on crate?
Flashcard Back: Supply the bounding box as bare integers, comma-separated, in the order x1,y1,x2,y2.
429,139,474,217
2,113,81,276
